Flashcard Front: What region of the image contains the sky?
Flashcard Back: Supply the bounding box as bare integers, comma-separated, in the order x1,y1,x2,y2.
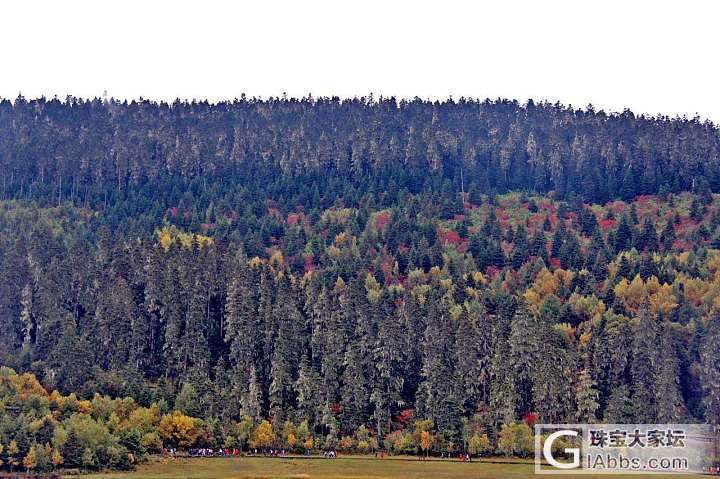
1,0,719,121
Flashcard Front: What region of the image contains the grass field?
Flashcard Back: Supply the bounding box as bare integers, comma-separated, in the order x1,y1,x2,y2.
78,456,706,479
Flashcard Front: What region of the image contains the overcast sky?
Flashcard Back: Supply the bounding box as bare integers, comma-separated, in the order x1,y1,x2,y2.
2,0,719,121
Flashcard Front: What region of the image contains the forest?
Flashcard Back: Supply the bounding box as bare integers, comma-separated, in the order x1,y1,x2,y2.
0,95,719,470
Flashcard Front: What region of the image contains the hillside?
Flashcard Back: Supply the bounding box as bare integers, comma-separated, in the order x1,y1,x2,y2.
0,97,719,470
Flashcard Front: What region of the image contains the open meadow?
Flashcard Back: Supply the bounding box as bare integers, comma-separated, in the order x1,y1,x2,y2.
78,456,705,479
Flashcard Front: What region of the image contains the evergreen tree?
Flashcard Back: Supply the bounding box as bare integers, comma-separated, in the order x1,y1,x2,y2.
654,321,686,422
700,314,720,424
614,215,634,253
416,290,462,441
575,369,599,422
630,304,659,422
61,430,83,469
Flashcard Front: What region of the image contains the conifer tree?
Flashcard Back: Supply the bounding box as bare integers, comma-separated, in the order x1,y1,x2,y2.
630,304,658,422
654,321,686,422
700,314,720,424
575,369,599,422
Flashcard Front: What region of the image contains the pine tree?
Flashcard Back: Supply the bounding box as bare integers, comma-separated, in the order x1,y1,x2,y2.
551,221,566,258
269,281,302,425
318,284,349,418
19,284,35,350
508,304,539,417
294,356,323,426
489,295,519,426
654,321,686,422
175,383,201,417
630,304,658,422
225,267,259,399
341,338,370,431
589,315,613,418
243,367,264,422
510,225,530,268
661,220,676,251
416,289,462,441
533,303,574,423
371,292,405,438
94,276,135,370
604,385,635,423
61,430,83,469
700,314,720,424
638,218,659,251
529,233,548,261
454,300,493,415
575,369,599,422
614,215,634,253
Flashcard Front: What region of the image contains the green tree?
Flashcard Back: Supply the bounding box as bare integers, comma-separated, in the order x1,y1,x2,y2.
700,314,720,424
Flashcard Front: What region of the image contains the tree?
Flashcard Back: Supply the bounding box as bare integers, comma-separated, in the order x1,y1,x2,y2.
158,411,200,448
604,385,635,423
281,420,297,450
243,367,264,422
81,448,97,470
303,436,314,452
654,321,686,422
575,369,599,422
295,420,312,451
269,281,302,425
630,304,658,422
468,433,490,457
231,415,254,450
497,423,533,457
61,430,84,468
533,305,574,423
295,357,323,427
23,445,37,472
614,215,634,252
250,420,276,451
175,383,201,417
700,314,720,424
51,448,64,468
339,435,354,451
371,292,405,439
508,304,539,419
416,293,462,441
7,440,20,471
419,431,434,458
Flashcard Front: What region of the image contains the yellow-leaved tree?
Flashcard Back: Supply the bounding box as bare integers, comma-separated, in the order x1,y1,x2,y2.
468,433,490,456
51,448,64,467
7,440,20,470
23,445,37,472
250,420,276,451
420,431,434,458
158,411,200,448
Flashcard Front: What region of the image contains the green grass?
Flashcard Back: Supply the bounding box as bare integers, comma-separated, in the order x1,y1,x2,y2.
78,456,706,479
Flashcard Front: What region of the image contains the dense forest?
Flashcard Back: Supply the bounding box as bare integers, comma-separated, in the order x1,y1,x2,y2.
1,96,720,469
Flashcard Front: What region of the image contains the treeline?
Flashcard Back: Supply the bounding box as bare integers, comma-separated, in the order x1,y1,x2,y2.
1,191,720,454
0,95,719,219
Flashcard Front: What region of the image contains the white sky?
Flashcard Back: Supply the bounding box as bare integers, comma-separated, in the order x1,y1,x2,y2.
1,0,719,121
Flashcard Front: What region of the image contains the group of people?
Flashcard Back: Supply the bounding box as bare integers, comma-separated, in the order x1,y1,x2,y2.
247,449,290,457
165,447,476,462
164,448,242,457
427,452,474,461
163,447,335,458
